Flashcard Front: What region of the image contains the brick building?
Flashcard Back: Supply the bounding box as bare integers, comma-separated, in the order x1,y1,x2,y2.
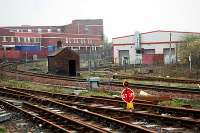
0,19,104,60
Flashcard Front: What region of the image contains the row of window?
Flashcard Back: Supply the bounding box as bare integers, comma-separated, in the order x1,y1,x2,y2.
0,36,101,44
65,38,101,44
10,28,61,33
66,38,93,44
0,36,41,43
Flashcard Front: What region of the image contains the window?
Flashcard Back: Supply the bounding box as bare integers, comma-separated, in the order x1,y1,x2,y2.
38,28,42,33
48,29,51,32
3,36,7,42
30,38,34,43
57,28,61,32
11,37,15,42
136,49,141,54
20,37,24,43
143,49,155,54
23,29,28,32
65,37,68,43
36,38,40,42
81,38,84,44
17,37,20,42
28,37,30,42
28,29,32,32
74,38,78,43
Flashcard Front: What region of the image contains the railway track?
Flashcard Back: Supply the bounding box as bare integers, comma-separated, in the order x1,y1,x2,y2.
0,99,94,133
114,74,200,84
1,62,200,84
102,81,200,94
3,86,200,118
1,67,200,95
4,86,157,104
0,86,199,132
0,87,155,133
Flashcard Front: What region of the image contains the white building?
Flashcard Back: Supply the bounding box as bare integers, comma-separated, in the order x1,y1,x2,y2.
113,30,200,65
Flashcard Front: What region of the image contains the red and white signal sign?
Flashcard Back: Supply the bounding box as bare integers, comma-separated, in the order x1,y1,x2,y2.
121,87,135,103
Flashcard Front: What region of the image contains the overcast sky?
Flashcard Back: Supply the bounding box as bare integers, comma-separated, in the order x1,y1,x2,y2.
0,0,200,40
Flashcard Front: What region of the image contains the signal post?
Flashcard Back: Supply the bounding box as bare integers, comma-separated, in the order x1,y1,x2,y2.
121,80,135,110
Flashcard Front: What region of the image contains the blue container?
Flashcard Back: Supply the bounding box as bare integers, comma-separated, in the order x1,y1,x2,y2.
48,45,57,52
15,45,41,52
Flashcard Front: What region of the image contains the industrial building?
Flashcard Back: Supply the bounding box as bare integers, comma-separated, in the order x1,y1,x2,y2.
112,30,200,65
0,19,104,61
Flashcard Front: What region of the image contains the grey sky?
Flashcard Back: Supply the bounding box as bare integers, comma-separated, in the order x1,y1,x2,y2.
0,0,200,39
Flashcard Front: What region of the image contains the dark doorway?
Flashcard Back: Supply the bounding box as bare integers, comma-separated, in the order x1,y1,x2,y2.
57,40,62,48
69,60,76,76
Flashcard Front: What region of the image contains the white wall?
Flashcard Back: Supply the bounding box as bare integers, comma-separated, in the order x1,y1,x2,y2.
113,31,200,65
141,31,170,42
112,35,134,44
142,43,176,54
113,45,135,64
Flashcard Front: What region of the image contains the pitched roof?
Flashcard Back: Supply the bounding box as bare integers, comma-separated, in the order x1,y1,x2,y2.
48,48,64,57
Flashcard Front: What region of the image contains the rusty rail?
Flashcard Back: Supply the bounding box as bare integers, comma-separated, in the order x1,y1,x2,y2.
1,67,200,95
1,86,200,119
0,99,71,133
0,86,200,132
0,87,155,133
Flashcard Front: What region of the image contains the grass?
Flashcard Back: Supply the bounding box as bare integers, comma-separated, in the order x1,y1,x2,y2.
0,79,73,94
123,79,199,88
17,60,48,74
16,60,199,89
0,78,120,97
0,127,6,133
80,89,120,97
159,99,200,109
80,71,199,88
0,77,199,109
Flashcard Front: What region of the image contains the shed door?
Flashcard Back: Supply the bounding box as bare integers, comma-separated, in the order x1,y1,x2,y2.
69,60,76,76
163,48,175,64
119,50,129,65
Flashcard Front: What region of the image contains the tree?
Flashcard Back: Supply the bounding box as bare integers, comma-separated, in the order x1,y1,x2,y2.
102,36,112,64
178,35,200,66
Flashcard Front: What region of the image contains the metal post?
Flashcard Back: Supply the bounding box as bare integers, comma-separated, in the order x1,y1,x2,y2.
93,44,96,69
125,63,126,72
175,42,178,64
3,46,6,62
77,24,79,34
169,32,172,64
189,53,192,72
108,71,112,91
15,64,18,80
88,46,91,72
26,51,27,63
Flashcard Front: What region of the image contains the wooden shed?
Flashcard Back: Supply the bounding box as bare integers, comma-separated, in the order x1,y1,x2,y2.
48,47,80,76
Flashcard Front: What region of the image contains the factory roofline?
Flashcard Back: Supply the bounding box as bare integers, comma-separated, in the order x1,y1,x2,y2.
112,30,200,40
